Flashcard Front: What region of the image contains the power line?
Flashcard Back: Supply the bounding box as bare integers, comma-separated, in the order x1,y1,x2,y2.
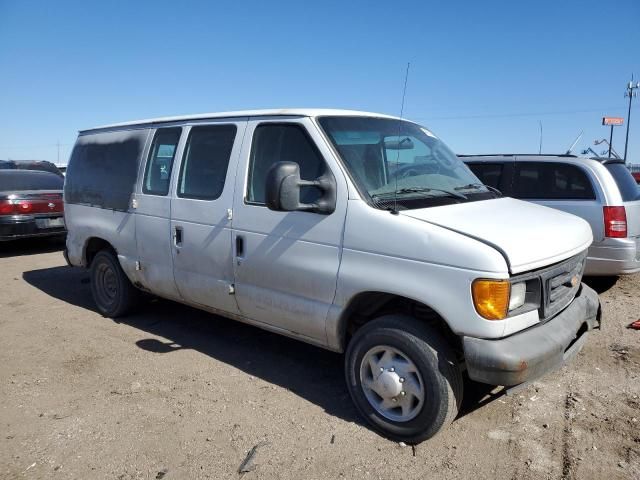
0,143,72,149
412,106,628,121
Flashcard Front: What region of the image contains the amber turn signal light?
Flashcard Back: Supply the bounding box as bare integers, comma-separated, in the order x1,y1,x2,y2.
472,279,511,320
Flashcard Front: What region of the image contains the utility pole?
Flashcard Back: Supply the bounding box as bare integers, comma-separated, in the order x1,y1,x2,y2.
623,76,640,163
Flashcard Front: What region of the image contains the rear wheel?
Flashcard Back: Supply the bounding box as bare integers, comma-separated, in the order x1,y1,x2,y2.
90,250,138,317
345,315,463,443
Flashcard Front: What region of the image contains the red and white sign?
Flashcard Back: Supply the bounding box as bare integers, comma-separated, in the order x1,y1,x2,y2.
602,117,624,126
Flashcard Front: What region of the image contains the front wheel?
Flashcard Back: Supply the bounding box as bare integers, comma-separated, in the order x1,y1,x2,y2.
90,250,138,317
345,315,463,443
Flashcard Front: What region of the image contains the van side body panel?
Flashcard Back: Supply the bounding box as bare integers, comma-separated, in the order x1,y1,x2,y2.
64,203,139,281
64,128,151,285
325,199,513,350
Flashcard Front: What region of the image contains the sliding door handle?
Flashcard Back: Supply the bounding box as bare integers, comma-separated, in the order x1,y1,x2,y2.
173,226,183,248
235,235,244,257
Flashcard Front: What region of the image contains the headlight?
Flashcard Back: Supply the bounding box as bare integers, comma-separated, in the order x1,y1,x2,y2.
471,279,510,320
508,282,527,311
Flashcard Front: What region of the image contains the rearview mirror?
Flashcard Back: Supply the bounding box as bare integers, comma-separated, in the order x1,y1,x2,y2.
265,162,336,214
384,137,414,150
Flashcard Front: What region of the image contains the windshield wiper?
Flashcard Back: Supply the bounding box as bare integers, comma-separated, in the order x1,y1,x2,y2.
371,187,467,200
454,183,502,196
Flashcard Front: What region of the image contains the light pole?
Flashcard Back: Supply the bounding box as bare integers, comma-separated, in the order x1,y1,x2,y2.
623,77,640,163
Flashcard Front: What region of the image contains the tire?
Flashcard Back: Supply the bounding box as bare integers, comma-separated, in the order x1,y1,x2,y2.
90,250,138,317
345,314,463,443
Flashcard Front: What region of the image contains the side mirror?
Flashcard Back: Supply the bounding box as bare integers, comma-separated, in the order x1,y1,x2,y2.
265,161,336,214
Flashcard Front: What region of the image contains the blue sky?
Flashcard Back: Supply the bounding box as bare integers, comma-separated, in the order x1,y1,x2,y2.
1,0,639,165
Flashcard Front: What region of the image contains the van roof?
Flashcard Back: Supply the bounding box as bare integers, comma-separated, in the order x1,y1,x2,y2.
80,109,403,134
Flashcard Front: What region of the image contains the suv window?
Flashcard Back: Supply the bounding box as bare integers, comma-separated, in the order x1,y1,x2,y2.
177,125,237,200
513,162,595,200
143,128,181,195
247,124,325,204
605,163,640,201
467,163,503,190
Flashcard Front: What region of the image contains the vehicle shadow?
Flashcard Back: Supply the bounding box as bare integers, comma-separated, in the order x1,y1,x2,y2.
23,265,503,433
0,236,65,259
583,275,619,294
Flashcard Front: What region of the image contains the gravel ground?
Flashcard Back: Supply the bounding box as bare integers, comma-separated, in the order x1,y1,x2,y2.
1,238,639,480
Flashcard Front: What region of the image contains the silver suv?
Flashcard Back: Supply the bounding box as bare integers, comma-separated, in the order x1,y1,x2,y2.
463,155,640,276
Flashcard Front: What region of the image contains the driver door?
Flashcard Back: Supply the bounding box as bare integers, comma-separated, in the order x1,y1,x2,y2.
230,118,348,344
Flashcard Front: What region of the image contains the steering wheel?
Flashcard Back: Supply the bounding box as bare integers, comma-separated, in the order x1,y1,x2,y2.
389,162,439,180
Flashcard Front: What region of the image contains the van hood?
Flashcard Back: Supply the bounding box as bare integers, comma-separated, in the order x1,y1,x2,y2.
400,197,593,274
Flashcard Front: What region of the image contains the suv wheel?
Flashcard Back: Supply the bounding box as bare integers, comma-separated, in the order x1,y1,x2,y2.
345,315,463,443
90,250,138,317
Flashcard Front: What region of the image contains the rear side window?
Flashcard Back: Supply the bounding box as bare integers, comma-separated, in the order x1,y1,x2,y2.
247,124,326,204
513,162,595,200
467,163,503,190
143,128,182,195
0,171,63,191
177,125,237,200
605,163,640,201
65,129,148,211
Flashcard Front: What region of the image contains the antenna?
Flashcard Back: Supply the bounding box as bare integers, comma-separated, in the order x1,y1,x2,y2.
538,121,543,154
392,62,411,214
565,130,583,155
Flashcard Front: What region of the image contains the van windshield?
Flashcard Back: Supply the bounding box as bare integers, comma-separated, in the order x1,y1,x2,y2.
318,116,496,210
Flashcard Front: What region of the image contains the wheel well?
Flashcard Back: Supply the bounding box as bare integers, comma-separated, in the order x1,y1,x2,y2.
341,292,462,357
83,237,115,267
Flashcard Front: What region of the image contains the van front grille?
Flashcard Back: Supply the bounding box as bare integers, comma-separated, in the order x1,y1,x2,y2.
540,253,586,320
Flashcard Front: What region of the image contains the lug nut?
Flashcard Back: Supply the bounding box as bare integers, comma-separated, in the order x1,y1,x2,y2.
399,377,405,383
380,367,384,372
400,391,406,396
390,367,395,372
392,398,397,402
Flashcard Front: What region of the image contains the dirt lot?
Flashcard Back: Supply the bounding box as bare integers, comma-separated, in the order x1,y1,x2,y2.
0,239,639,480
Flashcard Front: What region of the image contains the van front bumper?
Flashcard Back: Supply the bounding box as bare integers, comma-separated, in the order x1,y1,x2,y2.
463,283,601,386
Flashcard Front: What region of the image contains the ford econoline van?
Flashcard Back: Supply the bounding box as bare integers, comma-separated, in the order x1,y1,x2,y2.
64,109,600,443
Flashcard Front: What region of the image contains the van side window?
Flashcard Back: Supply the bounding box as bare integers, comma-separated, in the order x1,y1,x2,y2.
247,124,325,204
66,129,147,211
143,128,182,195
513,162,595,200
177,125,237,200
467,163,503,190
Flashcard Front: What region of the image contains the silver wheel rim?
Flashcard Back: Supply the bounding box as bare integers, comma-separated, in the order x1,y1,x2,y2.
359,345,425,422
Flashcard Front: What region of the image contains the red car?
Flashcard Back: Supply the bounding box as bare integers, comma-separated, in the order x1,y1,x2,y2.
632,171,640,185
0,170,65,241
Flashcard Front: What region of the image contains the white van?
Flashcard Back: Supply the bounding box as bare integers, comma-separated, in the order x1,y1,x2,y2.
64,109,600,443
